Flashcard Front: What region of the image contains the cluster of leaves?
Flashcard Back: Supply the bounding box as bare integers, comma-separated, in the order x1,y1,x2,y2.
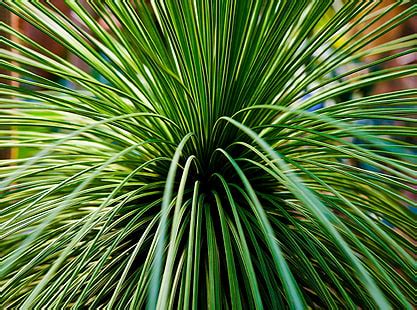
0,1,415,308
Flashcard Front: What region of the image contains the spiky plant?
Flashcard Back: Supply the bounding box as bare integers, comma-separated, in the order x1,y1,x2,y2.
1,1,416,308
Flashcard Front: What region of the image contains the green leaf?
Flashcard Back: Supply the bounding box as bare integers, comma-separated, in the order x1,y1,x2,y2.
0,1,415,308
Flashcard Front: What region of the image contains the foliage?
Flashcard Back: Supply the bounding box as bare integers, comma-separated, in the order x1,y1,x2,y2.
0,1,416,308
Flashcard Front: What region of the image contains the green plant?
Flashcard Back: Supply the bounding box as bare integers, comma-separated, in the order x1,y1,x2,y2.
1,1,415,308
